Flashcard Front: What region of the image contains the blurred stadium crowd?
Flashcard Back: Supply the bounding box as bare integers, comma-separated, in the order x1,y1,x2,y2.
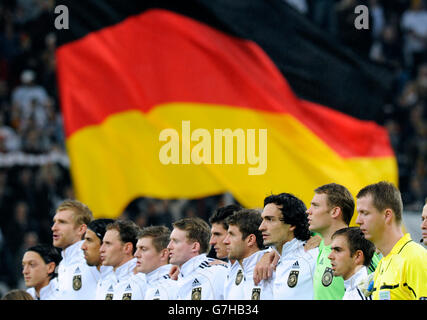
0,0,426,291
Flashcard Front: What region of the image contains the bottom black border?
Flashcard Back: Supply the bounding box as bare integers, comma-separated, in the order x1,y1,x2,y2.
0,300,424,318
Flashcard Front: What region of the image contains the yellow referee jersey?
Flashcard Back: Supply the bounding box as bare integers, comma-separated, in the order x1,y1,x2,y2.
373,233,427,300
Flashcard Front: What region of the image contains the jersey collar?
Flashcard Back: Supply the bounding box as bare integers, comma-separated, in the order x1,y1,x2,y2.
241,250,265,273
179,254,207,278
278,238,301,257
388,233,412,257
114,258,137,282
146,264,172,283
39,277,59,299
61,240,84,264
344,266,368,291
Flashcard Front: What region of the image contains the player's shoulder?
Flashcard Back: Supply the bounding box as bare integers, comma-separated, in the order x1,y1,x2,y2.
302,246,319,262
197,258,228,275
403,241,427,266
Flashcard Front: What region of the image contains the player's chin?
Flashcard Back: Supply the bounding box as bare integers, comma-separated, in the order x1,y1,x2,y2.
262,239,273,247
360,230,372,240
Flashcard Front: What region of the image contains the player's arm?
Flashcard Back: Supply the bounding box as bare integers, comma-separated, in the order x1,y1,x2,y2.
253,250,279,285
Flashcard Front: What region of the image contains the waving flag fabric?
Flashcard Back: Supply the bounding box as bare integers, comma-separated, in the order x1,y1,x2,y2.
56,0,397,221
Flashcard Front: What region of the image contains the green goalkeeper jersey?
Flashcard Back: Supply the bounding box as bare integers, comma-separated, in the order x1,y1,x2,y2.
313,240,381,300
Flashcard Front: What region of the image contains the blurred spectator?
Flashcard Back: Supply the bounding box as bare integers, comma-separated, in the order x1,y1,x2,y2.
5,202,38,253
14,168,37,210
370,0,385,40
310,0,338,37
0,111,21,152
14,0,43,25
370,23,404,68
11,69,49,131
284,0,309,14
401,0,427,73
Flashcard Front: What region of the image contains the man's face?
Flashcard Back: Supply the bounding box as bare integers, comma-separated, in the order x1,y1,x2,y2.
328,235,357,280
259,203,291,247
223,225,246,261
167,228,196,267
210,223,228,259
306,193,332,233
355,194,385,244
51,210,82,249
99,229,126,268
22,251,52,289
421,204,427,245
134,237,164,274
81,229,101,267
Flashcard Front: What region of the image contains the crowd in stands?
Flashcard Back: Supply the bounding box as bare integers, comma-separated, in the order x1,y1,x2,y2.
0,0,426,294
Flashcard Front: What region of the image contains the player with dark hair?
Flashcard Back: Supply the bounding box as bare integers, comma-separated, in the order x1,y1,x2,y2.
259,193,318,299
22,243,62,299
97,220,144,300
328,227,375,300
223,209,273,299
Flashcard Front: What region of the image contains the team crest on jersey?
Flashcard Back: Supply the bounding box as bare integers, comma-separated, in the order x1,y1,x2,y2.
235,270,243,285
191,287,201,300
251,288,261,300
122,293,132,300
322,267,333,287
105,284,114,300
72,275,82,291
287,270,299,288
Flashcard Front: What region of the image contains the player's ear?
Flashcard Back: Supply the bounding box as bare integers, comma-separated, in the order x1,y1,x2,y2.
47,261,56,276
384,209,393,224
160,248,169,261
78,224,87,239
246,234,256,247
124,242,133,255
354,249,364,265
330,207,341,219
192,241,201,254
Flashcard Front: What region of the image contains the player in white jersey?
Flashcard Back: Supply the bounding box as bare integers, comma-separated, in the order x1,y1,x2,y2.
97,220,145,300
259,193,318,299
167,217,228,300
51,200,98,300
166,205,238,282
209,204,242,261
328,227,375,300
134,226,179,300
23,244,62,300
209,205,242,298
81,219,114,297
223,209,273,300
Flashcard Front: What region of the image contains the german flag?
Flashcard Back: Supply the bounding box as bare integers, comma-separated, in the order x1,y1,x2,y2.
56,0,397,222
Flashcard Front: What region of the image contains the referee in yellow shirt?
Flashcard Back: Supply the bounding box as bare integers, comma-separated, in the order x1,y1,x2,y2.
355,181,427,300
